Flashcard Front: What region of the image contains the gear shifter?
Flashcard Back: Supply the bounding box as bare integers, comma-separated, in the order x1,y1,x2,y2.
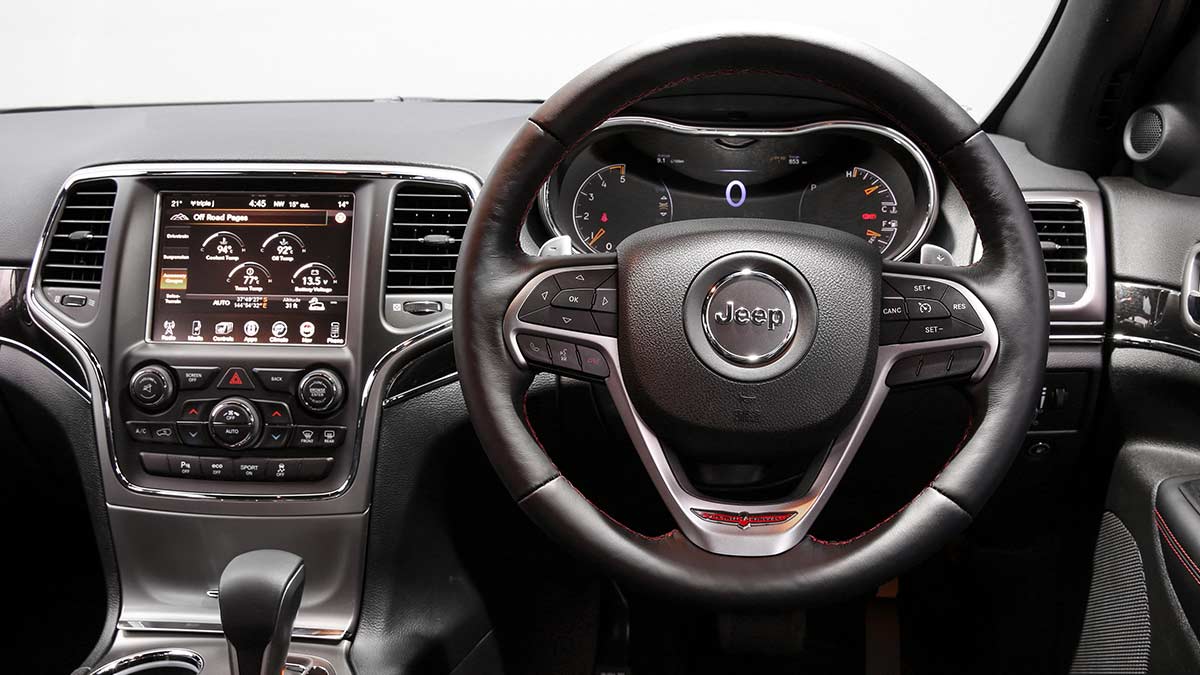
219,550,305,675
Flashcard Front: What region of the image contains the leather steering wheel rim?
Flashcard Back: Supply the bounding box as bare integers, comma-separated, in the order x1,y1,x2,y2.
453,28,1048,607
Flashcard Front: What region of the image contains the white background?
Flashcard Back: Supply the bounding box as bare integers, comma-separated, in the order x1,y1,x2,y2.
1,0,1058,119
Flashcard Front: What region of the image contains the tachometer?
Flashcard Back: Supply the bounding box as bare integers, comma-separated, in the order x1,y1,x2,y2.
798,167,906,256
572,164,672,253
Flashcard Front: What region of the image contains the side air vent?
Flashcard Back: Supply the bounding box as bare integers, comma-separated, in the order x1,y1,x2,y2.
385,182,471,294
1030,201,1088,286
41,179,117,289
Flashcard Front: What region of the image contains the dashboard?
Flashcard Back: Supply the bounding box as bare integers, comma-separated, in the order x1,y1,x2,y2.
540,117,938,260
0,94,1109,664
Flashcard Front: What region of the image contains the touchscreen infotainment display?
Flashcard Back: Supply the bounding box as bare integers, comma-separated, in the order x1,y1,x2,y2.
149,192,353,346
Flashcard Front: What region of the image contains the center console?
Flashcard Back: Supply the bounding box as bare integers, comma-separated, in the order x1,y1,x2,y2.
27,163,479,652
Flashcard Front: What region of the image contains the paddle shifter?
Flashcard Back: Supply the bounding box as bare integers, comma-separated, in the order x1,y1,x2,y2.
219,550,305,675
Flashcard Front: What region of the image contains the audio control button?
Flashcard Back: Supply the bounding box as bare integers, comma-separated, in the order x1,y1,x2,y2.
129,365,176,412
296,369,345,415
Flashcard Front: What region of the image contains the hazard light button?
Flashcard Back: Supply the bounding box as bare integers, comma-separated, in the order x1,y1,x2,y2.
218,367,254,390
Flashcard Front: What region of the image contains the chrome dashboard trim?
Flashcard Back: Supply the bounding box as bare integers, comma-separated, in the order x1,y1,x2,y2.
505,265,998,557
26,162,477,502
91,648,204,675
115,619,344,641
538,116,940,262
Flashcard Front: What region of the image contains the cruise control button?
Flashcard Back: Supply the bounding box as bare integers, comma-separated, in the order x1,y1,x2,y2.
199,457,232,480
888,277,948,299
948,347,985,377
234,459,266,481
552,289,595,310
519,277,561,317
553,269,613,289
254,400,292,425
941,288,983,328
516,334,552,365
177,421,210,447
577,346,610,378
900,318,981,343
592,288,617,313
259,426,291,448
173,366,219,390
252,368,301,393
880,297,907,321
266,459,301,481
906,298,950,319
141,452,171,476
547,340,581,371
167,454,200,478
218,367,254,390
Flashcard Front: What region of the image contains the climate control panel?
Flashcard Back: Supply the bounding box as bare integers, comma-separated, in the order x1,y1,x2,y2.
121,362,351,487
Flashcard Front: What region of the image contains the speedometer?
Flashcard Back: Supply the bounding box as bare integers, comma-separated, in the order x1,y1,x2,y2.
798,166,905,256
572,164,672,253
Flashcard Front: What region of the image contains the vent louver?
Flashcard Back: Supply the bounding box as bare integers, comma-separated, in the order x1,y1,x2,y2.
1030,202,1088,285
41,179,117,289
386,182,471,294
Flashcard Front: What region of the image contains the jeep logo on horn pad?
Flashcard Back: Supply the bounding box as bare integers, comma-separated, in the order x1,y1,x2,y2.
702,270,797,365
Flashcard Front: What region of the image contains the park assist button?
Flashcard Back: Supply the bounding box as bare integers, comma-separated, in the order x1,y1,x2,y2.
218,367,254,390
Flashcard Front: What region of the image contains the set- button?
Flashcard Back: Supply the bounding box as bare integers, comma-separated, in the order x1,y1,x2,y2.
880,275,985,345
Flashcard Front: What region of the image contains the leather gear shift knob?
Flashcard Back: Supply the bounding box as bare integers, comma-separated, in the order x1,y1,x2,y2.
219,550,305,675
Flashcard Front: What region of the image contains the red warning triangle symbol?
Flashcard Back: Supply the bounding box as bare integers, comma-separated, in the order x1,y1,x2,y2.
228,372,243,385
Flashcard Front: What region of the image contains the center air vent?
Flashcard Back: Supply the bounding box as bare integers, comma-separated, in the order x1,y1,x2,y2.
41,179,117,290
386,182,471,294
1030,201,1088,287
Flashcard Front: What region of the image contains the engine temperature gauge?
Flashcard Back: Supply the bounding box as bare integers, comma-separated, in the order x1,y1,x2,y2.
571,164,672,253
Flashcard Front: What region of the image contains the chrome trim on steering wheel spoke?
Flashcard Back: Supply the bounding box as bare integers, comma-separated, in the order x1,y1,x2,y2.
505,266,998,557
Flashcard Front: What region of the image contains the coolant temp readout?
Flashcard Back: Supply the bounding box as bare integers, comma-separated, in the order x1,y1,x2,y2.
149,191,354,346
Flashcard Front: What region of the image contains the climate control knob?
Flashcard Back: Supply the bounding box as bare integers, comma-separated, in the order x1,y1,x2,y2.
296,368,345,415
208,397,261,450
128,364,176,412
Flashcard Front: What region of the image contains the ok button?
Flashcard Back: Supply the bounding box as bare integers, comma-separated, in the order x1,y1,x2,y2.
551,289,595,310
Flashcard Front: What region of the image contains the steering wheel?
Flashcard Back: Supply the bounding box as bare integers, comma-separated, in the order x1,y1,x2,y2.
453,29,1047,606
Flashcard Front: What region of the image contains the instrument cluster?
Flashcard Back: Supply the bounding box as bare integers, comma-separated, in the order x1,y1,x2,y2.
539,117,939,260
